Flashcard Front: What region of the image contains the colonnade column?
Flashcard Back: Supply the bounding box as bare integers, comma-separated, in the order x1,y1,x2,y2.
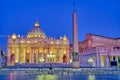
105,55,109,68
54,49,56,63
30,48,32,63
60,49,63,63
15,48,18,63
17,48,19,63
111,56,113,61
96,53,100,67
32,48,34,63
47,48,50,63
36,49,38,64
45,49,48,63
24,48,26,63
42,50,44,63
56,48,60,63
58,49,60,63
116,56,119,67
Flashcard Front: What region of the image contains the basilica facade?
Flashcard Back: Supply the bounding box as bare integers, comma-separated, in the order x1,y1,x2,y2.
7,21,69,66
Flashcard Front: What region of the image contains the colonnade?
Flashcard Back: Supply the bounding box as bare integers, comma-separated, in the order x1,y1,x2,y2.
96,53,120,67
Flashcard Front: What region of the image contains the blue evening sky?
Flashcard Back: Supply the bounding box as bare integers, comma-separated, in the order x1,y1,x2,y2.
0,0,120,51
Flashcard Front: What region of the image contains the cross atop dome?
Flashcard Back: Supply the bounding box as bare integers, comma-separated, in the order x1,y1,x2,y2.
34,20,39,27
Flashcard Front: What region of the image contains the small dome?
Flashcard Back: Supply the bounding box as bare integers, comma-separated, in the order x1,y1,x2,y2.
12,33,17,39
34,21,39,27
27,21,46,39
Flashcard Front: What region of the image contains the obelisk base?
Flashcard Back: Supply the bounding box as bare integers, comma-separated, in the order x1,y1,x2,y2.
72,52,80,68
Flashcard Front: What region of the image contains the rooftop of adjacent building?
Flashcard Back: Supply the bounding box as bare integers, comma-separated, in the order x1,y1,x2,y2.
86,33,120,40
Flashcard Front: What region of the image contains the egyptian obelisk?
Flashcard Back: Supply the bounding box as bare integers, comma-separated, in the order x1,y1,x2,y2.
72,4,80,68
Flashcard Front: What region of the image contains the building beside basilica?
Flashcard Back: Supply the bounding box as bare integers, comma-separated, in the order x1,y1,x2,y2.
78,34,120,68
7,21,69,66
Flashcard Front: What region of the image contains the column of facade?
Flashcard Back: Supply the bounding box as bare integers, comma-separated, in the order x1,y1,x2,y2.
54,48,56,63
42,48,44,63
45,48,47,63
58,48,60,63
32,48,34,63
23,48,26,63
96,53,100,67
15,48,18,63
36,49,38,64
59,49,61,63
17,47,20,63
67,49,69,64
30,48,32,63
60,49,63,63
47,48,50,63
44,48,46,63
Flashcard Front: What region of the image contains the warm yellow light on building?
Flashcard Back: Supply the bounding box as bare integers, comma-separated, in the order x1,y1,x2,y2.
43,35,46,39
47,54,55,58
21,40,23,43
63,38,66,41
12,48,15,53
51,41,53,44
15,59,18,63
27,40,30,43
34,40,37,43
7,21,70,66
12,33,17,42
64,51,66,55
26,50,30,53
34,21,39,27
70,59,72,63
35,35,37,37
50,51,53,54
39,48,43,53
27,35,31,38
51,55,55,58
63,35,67,41
64,41,67,44
88,58,94,63
12,34,16,38
57,41,59,44
39,58,44,62
44,49,47,53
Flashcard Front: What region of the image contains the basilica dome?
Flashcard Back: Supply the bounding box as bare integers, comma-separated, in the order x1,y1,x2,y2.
27,21,46,39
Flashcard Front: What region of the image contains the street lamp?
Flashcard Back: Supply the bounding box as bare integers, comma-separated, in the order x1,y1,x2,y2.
88,57,94,68
47,54,55,70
